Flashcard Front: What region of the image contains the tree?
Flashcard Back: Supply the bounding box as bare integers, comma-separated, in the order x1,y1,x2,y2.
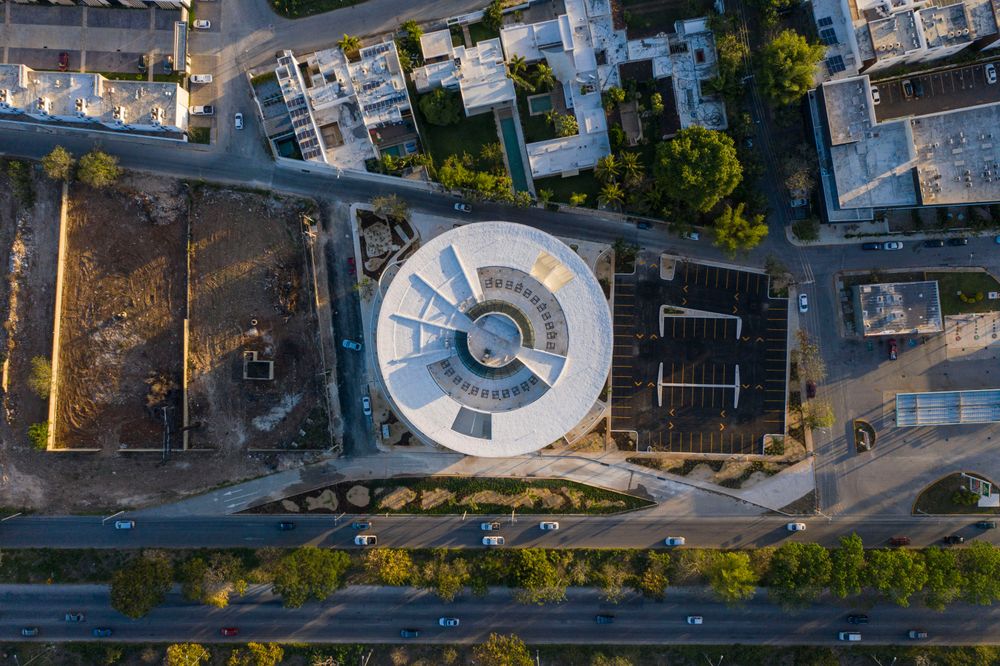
533,64,556,92
418,88,462,126
594,154,621,183
924,547,964,611
650,92,664,115
764,255,792,294
635,551,670,599
758,29,825,107
707,552,757,603
802,399,835,429
794,329,827,383
597,561,630,603
619,151,644,186
547,111,578,137
792,217,820,241
865,549,927,607
178,553,247,608
27,422,48,451
28,356,52,398
42,146,75,182
829,533,865,598
227,643,284,666
569,192,588,207
271,546,350,608
363,548,414,585
537,188,554,204
166,643,211,666
484,0,505,32
767,542,832,606
77,150,121,189
960,541,1000,605
421,551,471,602
337,33,362,58
370,193,409,220
511,549,568,605
110,553,172,618
712,202,768,256
473,633,533,666
653,126,742,213
784,148,816,196
591,655,634,666
400,19,423,42
706,32,749,101
599,182,625,209
508,54,527,77
603,86,626,111
479,142,505,173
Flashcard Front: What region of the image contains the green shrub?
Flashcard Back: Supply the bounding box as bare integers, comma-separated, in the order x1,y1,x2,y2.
28,422,49,450
28,356,52,398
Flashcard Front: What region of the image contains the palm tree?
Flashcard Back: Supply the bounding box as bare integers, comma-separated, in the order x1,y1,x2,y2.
619,151,644,185
508,54,527,77
594,154,620,183
337,34,362,57
533,64,556,92
598,182,625,209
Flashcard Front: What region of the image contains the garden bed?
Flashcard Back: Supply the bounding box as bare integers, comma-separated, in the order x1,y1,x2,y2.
913,472,1000,515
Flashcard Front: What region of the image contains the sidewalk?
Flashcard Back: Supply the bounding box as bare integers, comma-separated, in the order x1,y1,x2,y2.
785,219,998,247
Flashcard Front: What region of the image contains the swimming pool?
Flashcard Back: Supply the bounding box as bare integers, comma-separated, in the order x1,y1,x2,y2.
527,93,553,115
499,117,530,193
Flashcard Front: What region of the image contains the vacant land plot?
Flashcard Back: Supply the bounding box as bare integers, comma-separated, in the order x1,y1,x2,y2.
187,186,326,451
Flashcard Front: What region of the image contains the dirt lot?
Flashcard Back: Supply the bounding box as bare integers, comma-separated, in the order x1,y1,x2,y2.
187,185,326,452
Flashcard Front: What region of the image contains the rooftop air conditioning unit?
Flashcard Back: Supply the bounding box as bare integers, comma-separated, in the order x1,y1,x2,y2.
36,97,50,114
0,89,7,104
75,98,87,116
150,106,163,124
113,105,126,123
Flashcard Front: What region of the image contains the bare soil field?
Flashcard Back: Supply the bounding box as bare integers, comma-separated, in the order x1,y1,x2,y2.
187,186,327,452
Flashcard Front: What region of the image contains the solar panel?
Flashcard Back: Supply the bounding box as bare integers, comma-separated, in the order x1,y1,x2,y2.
826,55,846,74
818,16,834,26
820,28,838,45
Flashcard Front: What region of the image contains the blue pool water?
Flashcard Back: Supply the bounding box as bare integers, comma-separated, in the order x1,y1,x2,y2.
499,117,529,193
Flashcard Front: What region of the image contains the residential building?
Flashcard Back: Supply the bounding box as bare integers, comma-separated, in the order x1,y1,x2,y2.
0,63,188,135
412,32,517,116
855,280,943,336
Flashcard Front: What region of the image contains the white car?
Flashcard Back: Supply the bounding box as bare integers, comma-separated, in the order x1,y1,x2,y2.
189,105,214,116
539,521,559,531
454,202,472,213
798,294,808,313
682,231,700,241
234,113,244,130
361,396,372,416
687,616,703,625
664,536,685,546
342,339,362,351
839,631,862,641
193,19,211,29
483,536,505,546
882,241,903,250
354,534,377,546
439,617,460,627
871,85,881,104
986,63,997,85
787,522,807,532
190,74,213,84
114,520,135,530
480,521,501,531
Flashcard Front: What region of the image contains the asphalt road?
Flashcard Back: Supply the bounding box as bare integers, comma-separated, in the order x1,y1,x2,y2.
0,514,995,550
2,583,996,645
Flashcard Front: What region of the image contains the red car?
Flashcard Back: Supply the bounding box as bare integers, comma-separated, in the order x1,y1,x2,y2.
347,256,356,275
889,536,910,547
220,627,239,637
888,338,898,361
58,52,69,72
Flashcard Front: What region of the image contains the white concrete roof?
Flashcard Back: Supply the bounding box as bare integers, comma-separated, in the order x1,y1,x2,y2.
375,222,612,457
420,29,454,60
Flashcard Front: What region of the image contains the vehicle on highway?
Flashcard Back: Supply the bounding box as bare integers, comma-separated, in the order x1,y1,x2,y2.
400,629,420,638
976,521,997,529
92,628,113,638
481,521,501,531
861,242,881,250
21,627,38,637
889,536,911,546
923,239,944,248
193,19,211,29
483,536,505,546
636,220,651,230
839,631,862,641
948,237,969,246
908,629,929,639
888,338,898,361
190,74,213,84
362,395,372,416
277,521,296,531
686,616,703,625
787,522,806,532
681,231,700,241
439,617,460,627
58,52,69,72
351,520,371,530
798,293,808,313
138,54,148,73
871,85,880,104
943,535,965,545
847,614,869,625
64,612,85,622
234,112,244,130
540,521,559,531
347,256,356,275
902,79,914,98
806,380,816,399
355,534,377,546
190,105,214,116
665,536,685,546
987,63,997,85
114,520,135,530
882,241,903,250
342,339,362,351
220,627,239,637
454,202,472,213
595,615,615,624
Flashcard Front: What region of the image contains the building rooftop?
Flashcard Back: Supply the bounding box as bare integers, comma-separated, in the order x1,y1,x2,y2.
455,39,517,113
857,280,943,336
420,29,454,61
920,2,973,48
868,10,923,59
897,389,1000,426
911,103,1000,205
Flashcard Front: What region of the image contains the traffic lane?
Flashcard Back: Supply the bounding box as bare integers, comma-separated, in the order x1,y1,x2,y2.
1,514,995,549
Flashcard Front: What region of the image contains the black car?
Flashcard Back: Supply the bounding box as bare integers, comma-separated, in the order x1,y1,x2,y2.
902,79,914,98
351,521,371,530
913,79,925,98
595,615,615,624
847,614,870,625
277,521,296,531
861,242,881,250
923,239,945,248
92,628,113,638
636,220,651,230
400,629,420,639
976,521,997,529
943,535,965,544
138,54,148,72
948,237,969,246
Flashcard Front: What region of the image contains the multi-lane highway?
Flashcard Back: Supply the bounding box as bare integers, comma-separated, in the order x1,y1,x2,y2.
1,514,995,550
1,583,995,645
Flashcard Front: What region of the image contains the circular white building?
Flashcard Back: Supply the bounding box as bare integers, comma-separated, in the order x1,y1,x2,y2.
374,221,612,457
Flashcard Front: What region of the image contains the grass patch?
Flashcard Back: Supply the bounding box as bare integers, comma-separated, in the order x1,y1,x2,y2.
468,21,500,45
517,91,557,144
187,127,210,144
417,111,499,165
914,473,1000,515
535,172,601,207
927,271,1000,315
251,71,278,86
92,71,185,84
267,0,367,19
622,0,714,35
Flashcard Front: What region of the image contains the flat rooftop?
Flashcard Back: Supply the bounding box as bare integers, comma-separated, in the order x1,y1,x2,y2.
857,280,943,336
420,29,453,61
869,10,922,60
920,2,973,48
911,103,1000,205
897,389,1000,426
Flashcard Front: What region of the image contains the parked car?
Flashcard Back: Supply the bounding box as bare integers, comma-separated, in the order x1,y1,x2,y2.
220,627,239,637
92,628,113,638
986,63,997,85
163,55,174,74
342,339,362,351
114,520,135,530
138,54,148,73
798,293,808,313
787,522,807,532
362,396,372,416
234,112,244,130
889,338,898,361
908,629,929,639
912,79,925,98
687,616,703,625
943,535,965,545
439,617,460,627
948,237,969,246
58,52,69,72
190,105,214,116
277,521,296,531
21,628,38,637
483,536,505,546
400,629,420,639
682,231,700,241
454,202,472,213
839,632,862,641
871,85,881,104
355,534,377,546
193,19,211,29
480,521,501,531
790,198,808,208
976,521,997,529
902,79,914,98
889,536,911,546
861,242,882,250
665,536,686,546
923,239,945,248
882,241,903,250
595,615,615,624
347,256,356,275
636,220,651,230
64,612,85,622
539,521,559,531
190,74,213,84
847,614,870,625
806,380,816,399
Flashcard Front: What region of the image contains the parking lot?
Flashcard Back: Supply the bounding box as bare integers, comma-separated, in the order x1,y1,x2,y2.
873,60,1000,122
611,256,789,454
